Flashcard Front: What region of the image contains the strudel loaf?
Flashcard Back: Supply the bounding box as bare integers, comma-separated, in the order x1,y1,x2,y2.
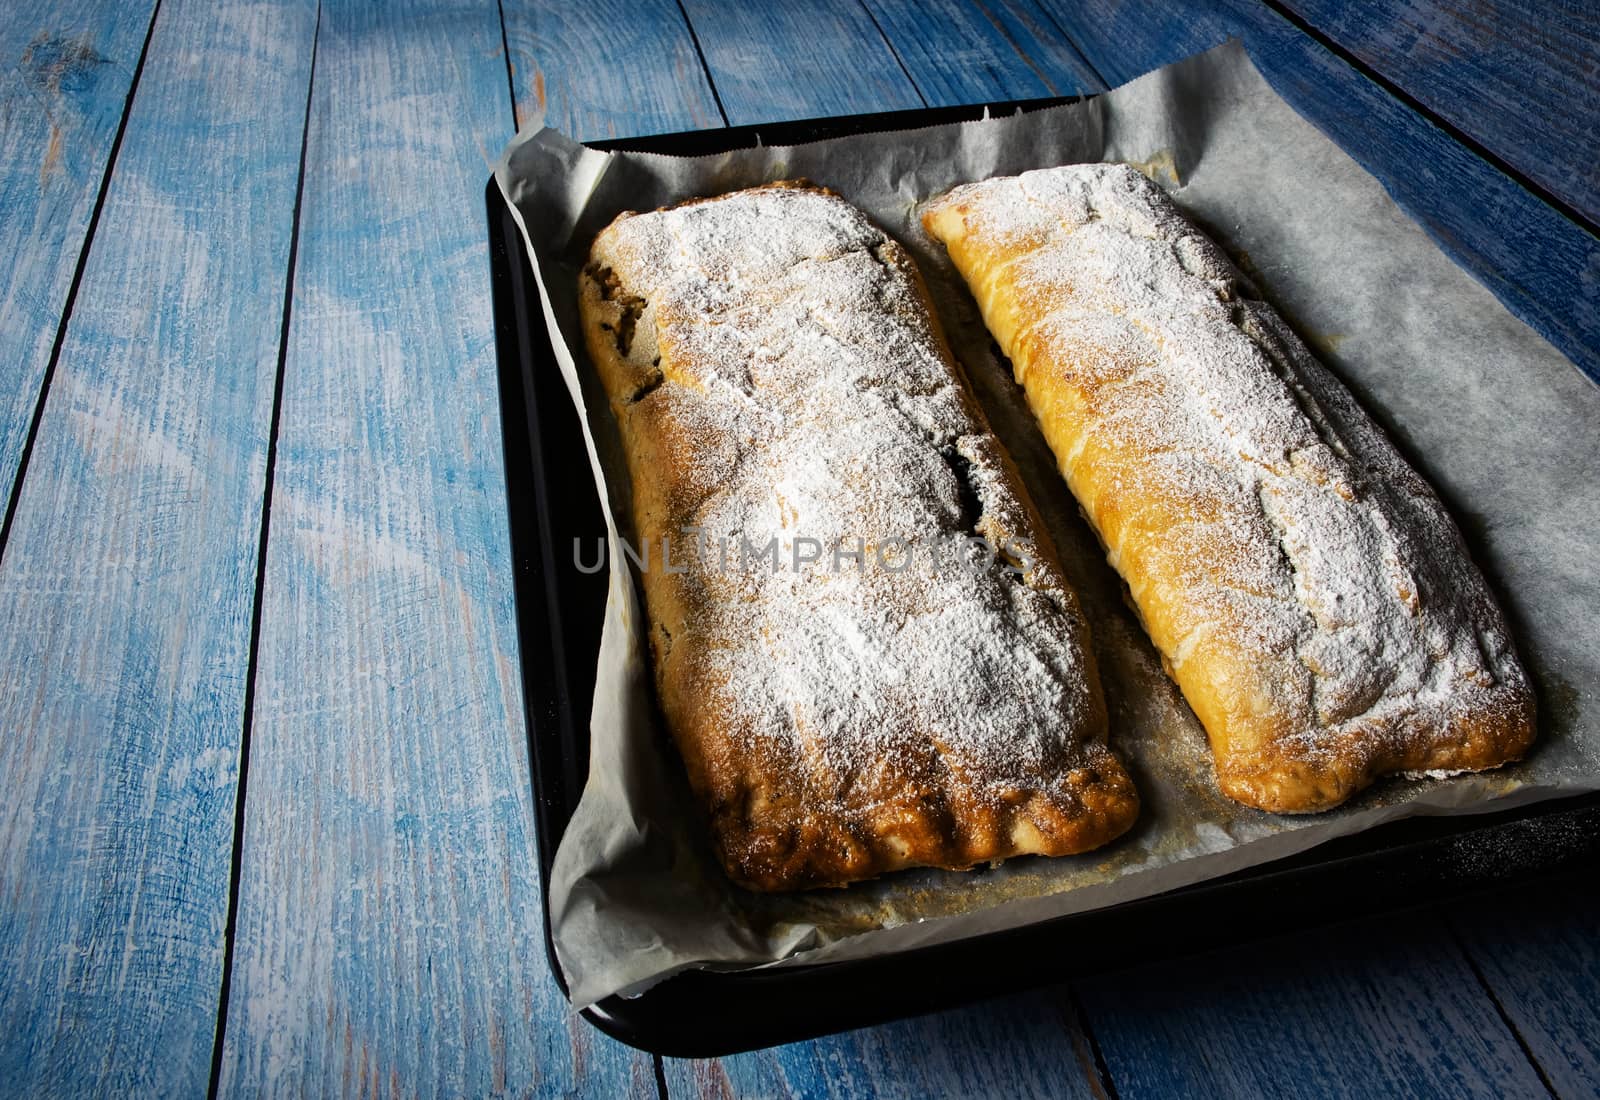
924,164,1536,813
579,181,1139,890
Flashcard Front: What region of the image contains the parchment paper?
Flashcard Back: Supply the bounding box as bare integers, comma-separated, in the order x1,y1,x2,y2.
494,42,1600,1010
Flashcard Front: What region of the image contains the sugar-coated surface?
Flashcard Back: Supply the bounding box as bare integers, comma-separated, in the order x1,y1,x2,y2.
584,183,1136,887
926,163,1533,801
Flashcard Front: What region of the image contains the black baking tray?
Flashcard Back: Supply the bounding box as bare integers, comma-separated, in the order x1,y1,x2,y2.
485,101,1600,1058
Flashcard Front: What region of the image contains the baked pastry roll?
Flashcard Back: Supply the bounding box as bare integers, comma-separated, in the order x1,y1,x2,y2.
924,164,1536,813
579,181,1138,891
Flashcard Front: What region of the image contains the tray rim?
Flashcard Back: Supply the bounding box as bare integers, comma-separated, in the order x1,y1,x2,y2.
484,99,1600,1058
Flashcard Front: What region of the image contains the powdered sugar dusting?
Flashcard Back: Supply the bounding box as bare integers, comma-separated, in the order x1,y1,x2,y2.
584,184,1131,885
928,164,1531,769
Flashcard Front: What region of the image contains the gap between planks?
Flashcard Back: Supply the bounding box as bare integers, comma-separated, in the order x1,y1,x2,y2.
0,1,165,572
1266,0,1599,240
205,3,323,1097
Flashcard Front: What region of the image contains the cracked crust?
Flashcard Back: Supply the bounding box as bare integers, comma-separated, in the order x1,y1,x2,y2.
579,181,1139,890
924,164,1536,813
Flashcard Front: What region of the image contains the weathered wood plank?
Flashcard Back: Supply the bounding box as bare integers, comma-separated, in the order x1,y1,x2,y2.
0,0,156,521
664,989,1105,1099
1076,915,1551,1097
1284,0,1600,228
677,0,924,123
1452,872,1600,1096
0,0,315,1093
862,0,1103,103
215,0,654,1093
1037,0,1600,382
501,0,723,139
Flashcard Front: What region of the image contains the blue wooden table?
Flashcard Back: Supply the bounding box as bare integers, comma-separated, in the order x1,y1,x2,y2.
1,1,1595,1095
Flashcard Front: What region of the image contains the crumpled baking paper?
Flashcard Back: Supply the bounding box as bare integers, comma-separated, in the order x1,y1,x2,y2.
493,41,1600,1010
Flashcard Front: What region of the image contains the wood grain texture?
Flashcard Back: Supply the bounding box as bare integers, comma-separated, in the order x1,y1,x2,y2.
1452,871,1600,1096
0,0,155,520
664,990,1105,1099
0,0,314,1093
1039,0,1600,383
1075,916,1551,1098
215,0,653,1094
862,0,1103,103
677,0,924,123
0,1,1581,1095
1284,0,1600,228
501,0,723,139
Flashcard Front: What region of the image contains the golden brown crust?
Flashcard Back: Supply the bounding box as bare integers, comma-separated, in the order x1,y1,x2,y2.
579,181,1138,889
924,164,1536,814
